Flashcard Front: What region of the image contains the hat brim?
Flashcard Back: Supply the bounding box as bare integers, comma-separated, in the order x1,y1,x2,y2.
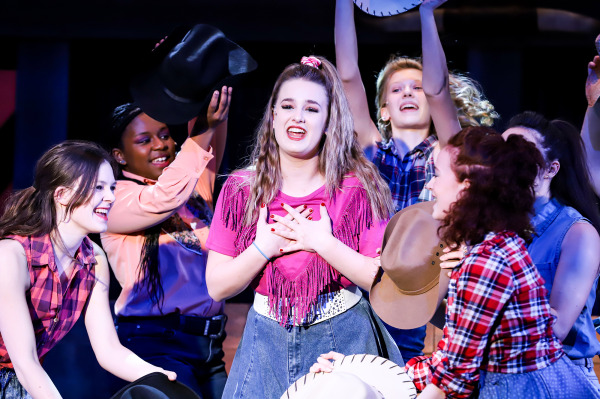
353,0,423,17
110,372,201,399
280,354,416,399
370,268,449,330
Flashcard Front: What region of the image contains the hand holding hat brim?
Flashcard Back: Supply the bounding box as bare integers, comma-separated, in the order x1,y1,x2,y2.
586,37,600,107
281,354,416,399
370,201,451,330
353,0,424,17
130,24,257,125
109,372,201,399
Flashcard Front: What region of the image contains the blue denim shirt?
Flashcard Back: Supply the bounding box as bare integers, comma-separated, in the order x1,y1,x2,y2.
528,198,600,359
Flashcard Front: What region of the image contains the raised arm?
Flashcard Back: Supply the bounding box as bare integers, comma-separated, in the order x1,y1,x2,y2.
548,222,600,340
188,86,232,207
84,243,176,382
0,240,62,399
582,55,600,196
419,0,460,148
107,88,231,234
335,0,381,148
106,139,213,234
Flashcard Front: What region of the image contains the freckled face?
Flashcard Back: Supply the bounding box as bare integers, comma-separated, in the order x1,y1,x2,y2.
426,147,467,220
272,78,329,161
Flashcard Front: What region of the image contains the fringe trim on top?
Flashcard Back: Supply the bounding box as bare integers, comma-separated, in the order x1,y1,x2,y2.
220,174,373,325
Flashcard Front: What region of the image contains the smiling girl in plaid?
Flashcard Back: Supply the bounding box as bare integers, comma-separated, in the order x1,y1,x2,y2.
407,126,600,398
0,141,175,399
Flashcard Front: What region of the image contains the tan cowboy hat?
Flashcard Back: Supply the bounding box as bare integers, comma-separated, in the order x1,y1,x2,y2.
370,201,450,330
280,354,416,399
353,0,423,17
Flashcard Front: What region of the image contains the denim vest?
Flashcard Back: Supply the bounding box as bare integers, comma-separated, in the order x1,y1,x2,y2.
528,198,600,359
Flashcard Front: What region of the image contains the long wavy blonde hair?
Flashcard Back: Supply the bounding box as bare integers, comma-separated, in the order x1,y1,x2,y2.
241,56,393,225
375,56,499,141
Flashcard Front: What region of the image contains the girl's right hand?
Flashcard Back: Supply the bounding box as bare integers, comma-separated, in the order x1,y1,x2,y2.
309,351,345,373
439,244,467,276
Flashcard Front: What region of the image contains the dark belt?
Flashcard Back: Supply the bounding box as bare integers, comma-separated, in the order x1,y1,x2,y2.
570,357,596,368
115,313,227,339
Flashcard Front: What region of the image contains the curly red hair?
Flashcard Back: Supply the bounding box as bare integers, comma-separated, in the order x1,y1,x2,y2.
440,126,544,246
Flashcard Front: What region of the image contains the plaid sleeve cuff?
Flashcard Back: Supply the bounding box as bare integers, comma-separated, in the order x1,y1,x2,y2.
431,362,479,399
404,348,449,392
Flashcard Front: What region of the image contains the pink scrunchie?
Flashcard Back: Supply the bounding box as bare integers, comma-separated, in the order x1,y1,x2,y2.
300,56,321,68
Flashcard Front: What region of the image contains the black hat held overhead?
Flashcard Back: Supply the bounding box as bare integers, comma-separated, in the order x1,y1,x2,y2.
130,24,257,125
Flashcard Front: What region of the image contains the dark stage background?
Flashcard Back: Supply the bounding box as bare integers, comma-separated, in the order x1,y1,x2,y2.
0,1,599,397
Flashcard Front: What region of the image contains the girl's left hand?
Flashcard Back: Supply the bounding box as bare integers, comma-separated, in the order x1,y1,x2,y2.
308,351,345,373
586,55,600,107
420,0,448,11
206,86,232,128
158,369,177,381
271,203,333,254
187,86,232,136
439,244,466,276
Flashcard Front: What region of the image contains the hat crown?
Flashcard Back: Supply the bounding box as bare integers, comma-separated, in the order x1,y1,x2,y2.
159,25,239,101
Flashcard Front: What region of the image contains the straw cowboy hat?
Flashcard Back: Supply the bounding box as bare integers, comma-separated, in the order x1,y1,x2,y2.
110,372,201,399
280,354,416,399
130,24,257,125
370,201,450,330
353,0,423,17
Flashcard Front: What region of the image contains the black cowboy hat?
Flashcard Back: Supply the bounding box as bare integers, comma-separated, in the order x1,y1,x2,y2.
130,24,257,125
110,372,201,399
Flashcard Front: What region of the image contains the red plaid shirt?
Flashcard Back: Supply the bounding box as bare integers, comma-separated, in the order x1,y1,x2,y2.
0,235,97,368
405,231,563,398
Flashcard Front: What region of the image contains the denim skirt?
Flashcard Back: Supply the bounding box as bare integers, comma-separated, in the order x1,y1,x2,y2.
0,368,32,399
479,356,600,399
223,297,403,399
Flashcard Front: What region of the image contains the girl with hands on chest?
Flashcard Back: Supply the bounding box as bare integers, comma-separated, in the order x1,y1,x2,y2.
205,56,401,399
271,202,331,255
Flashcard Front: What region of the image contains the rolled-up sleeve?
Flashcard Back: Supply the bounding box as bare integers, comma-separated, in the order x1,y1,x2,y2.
107,138,213,234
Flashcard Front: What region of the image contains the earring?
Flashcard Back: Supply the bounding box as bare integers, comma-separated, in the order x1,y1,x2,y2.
543,175,549,179
119,160,126,165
